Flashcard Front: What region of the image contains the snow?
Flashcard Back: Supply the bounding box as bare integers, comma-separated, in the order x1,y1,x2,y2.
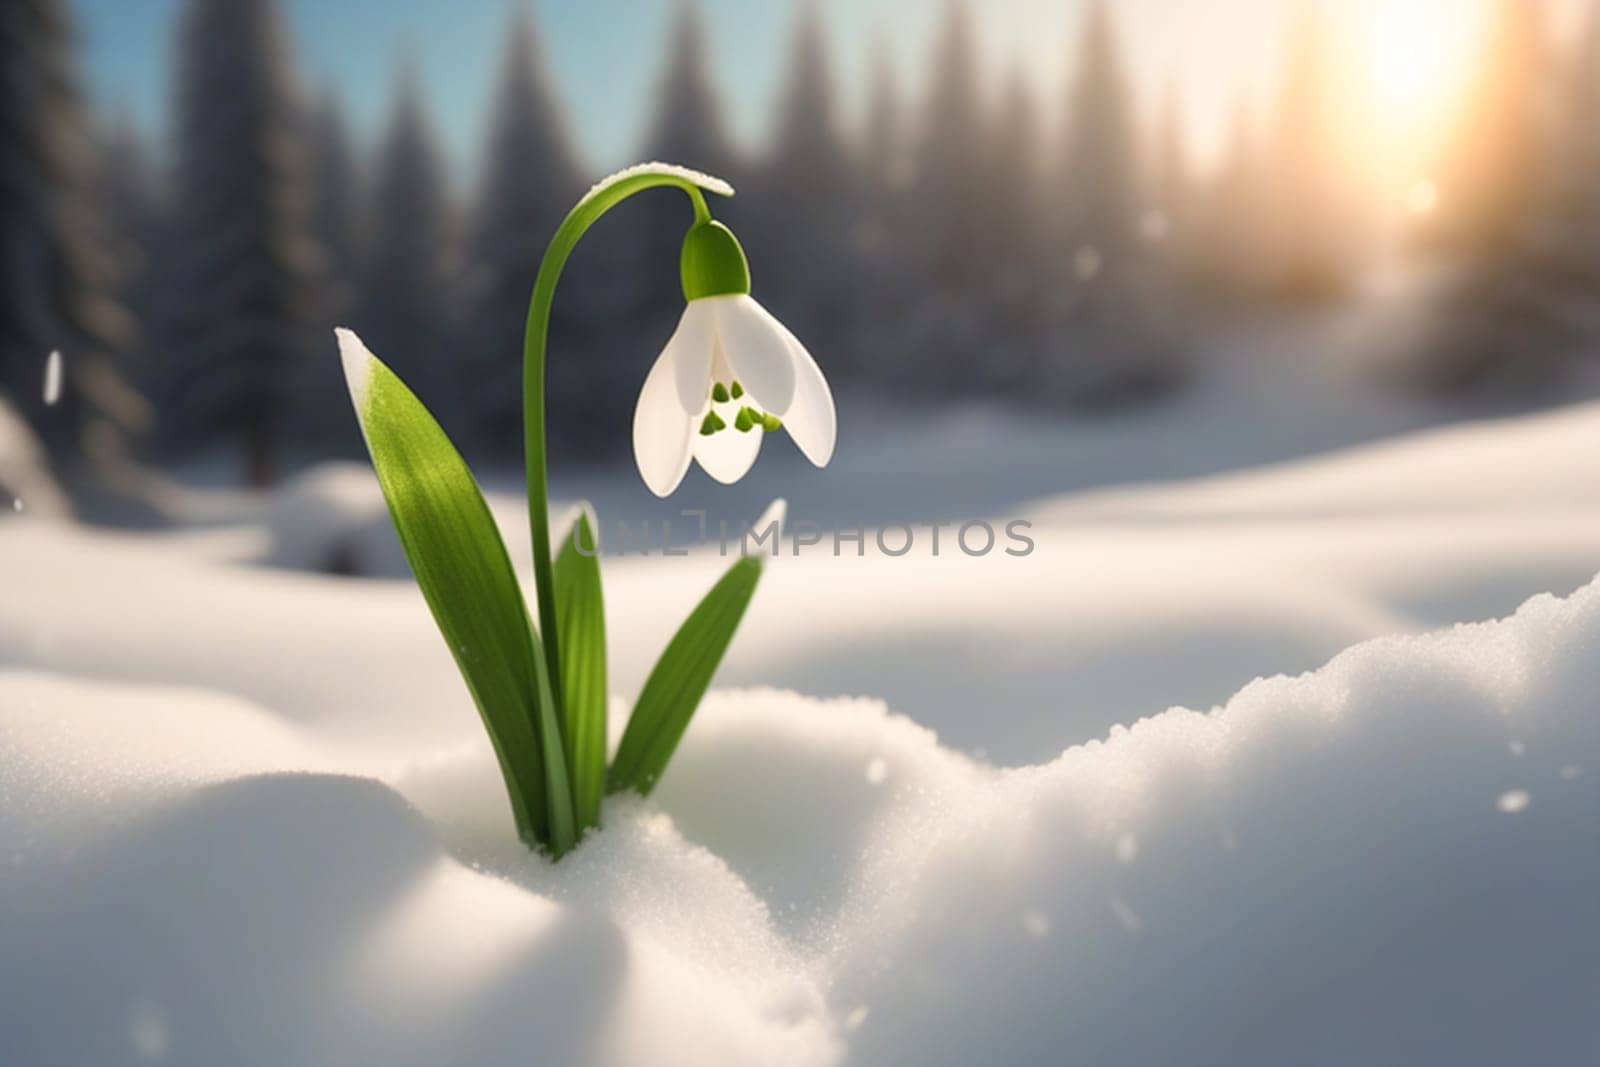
1496,788,1533,814
335,327,374,412
260,461,412,577
2,401,1598,1065
0,394,67,519
42,350,63,407
250,399,1600,763
587,161,736,200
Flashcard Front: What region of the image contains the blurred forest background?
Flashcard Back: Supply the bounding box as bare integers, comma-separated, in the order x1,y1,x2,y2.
6,0,1600,507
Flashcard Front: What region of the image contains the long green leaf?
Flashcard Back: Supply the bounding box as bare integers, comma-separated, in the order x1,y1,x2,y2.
553,509,607,832
608,554,763,796
337,329,575,855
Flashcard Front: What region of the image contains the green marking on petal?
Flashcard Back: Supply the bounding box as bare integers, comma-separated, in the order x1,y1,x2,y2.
730,381,744,399
761,413,783,433
699,411,726,436
712,382,730,404
734,407,754,433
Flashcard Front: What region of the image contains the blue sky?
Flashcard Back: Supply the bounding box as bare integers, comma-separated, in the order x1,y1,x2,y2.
72,0,1297,172
74,0,1577,180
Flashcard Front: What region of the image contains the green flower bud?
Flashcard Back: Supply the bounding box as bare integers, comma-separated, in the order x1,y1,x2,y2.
680,220,751,301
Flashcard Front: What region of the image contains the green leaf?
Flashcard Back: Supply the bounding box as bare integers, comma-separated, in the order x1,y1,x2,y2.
608,554,763,796
337,329,575,856
554,509,607,832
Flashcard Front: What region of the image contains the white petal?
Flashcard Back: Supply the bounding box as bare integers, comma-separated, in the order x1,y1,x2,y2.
691,409,764,485
633,347,695,497
666,301,717,414
711,295,797,415
763,316,836,468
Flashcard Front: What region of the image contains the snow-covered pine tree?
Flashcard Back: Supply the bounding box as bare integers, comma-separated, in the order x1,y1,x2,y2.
0,0,144,478
309,92,362,322
1192,91,1272,300
1047,0,1182,407
165,0,319,486
286,90,365,455
914,1,988,296
900,0,991,397
1266,4,1357,299
1061,0,1141,260
1549,0,1600,266
1432,0,1551,256
1151,79,1191,255
1396,0,1579,396
749,1,856,379
629,0,745,357
766,2,846,195
984,63,1050,395
990,64,1044,289
460,5,587,463
861,40,907,201
99,112,164,398
641,0,741,190
352,64,462,441
850,38,916,390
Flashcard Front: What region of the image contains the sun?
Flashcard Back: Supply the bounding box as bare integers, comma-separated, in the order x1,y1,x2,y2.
1367,0,1478,133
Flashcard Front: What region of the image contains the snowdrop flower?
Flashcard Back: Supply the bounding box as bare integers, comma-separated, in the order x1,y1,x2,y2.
633,220,836,497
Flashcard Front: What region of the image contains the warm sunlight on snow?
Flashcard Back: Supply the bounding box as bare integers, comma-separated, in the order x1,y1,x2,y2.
10,0,1600,1061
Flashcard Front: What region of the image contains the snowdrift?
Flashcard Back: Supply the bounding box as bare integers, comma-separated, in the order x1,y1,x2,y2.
0,395,67,519
3,404,1598,1064
2,579,1595,1066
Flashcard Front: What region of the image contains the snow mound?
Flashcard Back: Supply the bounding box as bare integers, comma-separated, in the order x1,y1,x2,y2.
259,461,541,578
259,462,402,575
0,394,67,519
230,402,1600,763
1044,397,1600,522
3,578,1596,1065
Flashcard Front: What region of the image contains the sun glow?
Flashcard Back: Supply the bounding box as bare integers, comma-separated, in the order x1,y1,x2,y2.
1368,1,1479,134
1407,177,1440,216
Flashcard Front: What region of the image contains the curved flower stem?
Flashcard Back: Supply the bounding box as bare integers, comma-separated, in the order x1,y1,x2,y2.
522,167,724,699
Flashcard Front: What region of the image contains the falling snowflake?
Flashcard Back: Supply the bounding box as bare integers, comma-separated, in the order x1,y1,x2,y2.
43,350,63,407
1495,790,1531,814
